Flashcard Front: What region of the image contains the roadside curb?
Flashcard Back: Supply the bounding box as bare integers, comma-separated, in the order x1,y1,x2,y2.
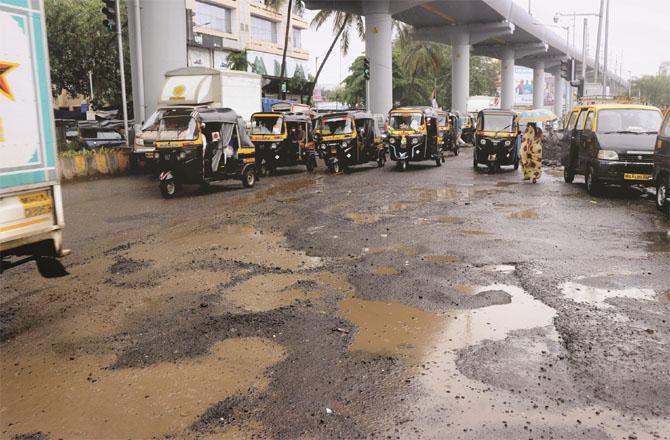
58,149,130,182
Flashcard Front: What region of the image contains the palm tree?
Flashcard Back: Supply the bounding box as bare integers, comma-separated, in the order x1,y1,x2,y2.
397,26,447,106
309,10,365,101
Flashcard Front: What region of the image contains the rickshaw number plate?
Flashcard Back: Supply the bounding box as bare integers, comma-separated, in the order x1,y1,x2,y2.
488,154,497,161
624,173,652,181
145,152,154,159
330,149,337,154
165,154,171,160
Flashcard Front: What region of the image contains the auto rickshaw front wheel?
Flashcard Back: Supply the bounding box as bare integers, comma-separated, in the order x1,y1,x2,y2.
160,179,177,199
435,156,442,167
454,146,459,156
306,156,317,173
242,168,256,188
563,164,575,183
397,159,408,171
330,161,341,174
377,152,386,168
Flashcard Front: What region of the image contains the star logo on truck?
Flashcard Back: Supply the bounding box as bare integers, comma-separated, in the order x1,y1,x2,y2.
0,61,19,101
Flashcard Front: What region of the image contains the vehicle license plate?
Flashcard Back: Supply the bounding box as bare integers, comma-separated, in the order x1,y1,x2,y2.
145,152,154,159
331,149,337,154
624,173,652,180
488,154,497,161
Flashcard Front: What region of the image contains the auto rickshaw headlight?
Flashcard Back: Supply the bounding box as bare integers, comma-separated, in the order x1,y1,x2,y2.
271,143,277,149
179,151,186,160
320,144,326,150
505,140,511,146
389,138,396,144
342,142,349,149
479,139,486,146
411,138,419,145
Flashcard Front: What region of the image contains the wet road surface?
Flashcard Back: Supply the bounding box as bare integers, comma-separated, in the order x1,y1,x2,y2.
2,147,669,439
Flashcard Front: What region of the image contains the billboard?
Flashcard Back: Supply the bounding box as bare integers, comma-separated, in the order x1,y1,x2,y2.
513,66,556,108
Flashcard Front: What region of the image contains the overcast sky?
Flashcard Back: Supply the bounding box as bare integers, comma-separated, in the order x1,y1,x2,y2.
303,0,669,90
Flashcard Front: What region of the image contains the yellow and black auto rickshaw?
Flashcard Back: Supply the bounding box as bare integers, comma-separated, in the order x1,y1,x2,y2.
473,108,519,173
317,111,386,173
250,112,318,175
386,106,444,171
461,114,475,144
155,108,257,198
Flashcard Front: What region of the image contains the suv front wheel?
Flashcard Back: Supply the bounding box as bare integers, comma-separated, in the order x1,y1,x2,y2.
656,174,669,216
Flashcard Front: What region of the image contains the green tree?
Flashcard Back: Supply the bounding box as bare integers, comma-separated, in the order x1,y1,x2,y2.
45,0,131,111
631,75,670,108
471,56,500,97
227,50,249,71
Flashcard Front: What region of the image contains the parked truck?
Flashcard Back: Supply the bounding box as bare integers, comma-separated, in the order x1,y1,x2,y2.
132,67,262,169
0,0,68,277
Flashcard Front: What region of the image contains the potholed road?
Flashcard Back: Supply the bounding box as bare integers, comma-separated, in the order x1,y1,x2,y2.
2,148,669,440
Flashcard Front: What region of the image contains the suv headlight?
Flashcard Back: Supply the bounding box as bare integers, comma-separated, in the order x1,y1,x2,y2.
597,150,619,160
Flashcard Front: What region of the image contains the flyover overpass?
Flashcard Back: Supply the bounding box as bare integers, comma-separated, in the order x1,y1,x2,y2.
304,0,625,116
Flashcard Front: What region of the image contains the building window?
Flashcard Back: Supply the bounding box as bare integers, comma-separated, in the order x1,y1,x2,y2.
292,27,302,48
250,15,277,43
194,1,232,34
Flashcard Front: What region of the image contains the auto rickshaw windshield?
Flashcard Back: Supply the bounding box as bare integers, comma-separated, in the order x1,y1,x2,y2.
321,117,353,135
438,115,447,126
481,114,515,132
157,115,199,141
596,109,662,133
251,115,284,135
390,113,422,132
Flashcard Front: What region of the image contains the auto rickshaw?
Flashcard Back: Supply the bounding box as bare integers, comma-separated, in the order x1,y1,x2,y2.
473,108,519,173
250,112,318,175
461,114,475,144
317,111,386,173
154,108,257,198
386,106,444,171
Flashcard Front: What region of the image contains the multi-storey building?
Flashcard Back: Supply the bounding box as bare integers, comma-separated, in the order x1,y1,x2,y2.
185,0,310,79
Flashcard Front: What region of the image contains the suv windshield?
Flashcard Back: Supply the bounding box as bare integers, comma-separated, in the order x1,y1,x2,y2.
322,117,353,135
597,109,662,133
157,116,199,141
251,115,284,135
482,114,514,132
390,113,422,132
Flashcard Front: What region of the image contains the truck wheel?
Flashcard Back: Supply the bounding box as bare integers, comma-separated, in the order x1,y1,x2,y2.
656,175,669,215
36,256,68,278
242,168,256,188
160,179,177,199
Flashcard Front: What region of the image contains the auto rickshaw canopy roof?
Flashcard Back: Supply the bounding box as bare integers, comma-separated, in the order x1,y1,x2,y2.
390,106,439,118
196,108,242,124
322,111,374,121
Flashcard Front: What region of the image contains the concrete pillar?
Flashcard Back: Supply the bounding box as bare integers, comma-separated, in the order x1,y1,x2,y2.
553,71,564,118
129,0,188,118
533,60,545,109
500,47,515,109
365,4,393,115
451,31,470,114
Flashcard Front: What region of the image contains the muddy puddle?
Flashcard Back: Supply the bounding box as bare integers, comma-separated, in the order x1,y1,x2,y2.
416,187,465,203
346,212,383,225
1,337,285,439
659,290,670,304
457,229,492,236
366,244,418,256
560,280,656,308
129,223,322,271
224,273,319,313
423,255,462,264
369,266,400,276
433,215,466,224
495,181,519,187
510,208,540,220
383,202,414,213
480,264,516,274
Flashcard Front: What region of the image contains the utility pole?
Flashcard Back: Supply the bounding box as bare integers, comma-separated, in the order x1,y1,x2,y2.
602,0,610,96
115,0,129,145
132,0,145,123
594,0,604,82
88,71,94,102
581,18,587,81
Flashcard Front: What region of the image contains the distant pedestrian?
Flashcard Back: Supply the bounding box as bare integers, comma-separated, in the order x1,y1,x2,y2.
521,123,543,183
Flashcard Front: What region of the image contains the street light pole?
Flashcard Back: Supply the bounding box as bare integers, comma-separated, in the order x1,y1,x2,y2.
602,0,610,96
594,0,604,82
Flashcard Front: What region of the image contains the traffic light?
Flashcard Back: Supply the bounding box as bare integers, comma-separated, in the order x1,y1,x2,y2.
102,0,117,33
571,78,585,98
560,58,574,81
363,57,370,81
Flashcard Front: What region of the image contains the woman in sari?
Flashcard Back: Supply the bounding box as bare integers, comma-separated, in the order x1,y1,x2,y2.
521,123,543,183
